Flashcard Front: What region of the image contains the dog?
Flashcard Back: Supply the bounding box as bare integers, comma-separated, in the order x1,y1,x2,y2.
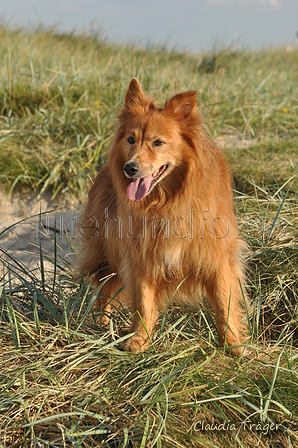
78,78,249,355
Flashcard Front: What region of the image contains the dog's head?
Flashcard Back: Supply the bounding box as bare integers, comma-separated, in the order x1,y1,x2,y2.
112,78,202,203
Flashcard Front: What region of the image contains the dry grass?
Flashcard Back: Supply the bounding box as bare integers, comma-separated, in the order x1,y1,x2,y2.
0,25,298,447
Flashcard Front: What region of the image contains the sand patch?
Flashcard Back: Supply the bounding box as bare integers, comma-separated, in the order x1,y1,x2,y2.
0,191,81,277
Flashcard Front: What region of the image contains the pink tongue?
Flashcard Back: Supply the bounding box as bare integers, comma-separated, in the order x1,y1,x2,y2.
127,175,152,201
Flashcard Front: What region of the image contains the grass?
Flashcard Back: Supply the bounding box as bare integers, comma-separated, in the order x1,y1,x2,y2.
0,24,298,447
0,25,297,198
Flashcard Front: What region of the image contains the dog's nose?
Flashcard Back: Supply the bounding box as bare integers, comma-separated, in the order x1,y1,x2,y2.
124,161,139,178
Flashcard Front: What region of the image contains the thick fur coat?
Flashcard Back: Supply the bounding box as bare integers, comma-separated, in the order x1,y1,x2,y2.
78,78,249,355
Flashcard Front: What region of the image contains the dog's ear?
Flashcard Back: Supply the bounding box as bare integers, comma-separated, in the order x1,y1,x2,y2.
165,91,197,122
124,78,145,109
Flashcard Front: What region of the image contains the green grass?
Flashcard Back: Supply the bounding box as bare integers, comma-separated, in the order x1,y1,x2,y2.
0,25,298,447
0,25,298,197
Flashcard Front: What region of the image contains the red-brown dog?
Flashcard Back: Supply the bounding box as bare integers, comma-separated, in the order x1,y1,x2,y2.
78,78,249,355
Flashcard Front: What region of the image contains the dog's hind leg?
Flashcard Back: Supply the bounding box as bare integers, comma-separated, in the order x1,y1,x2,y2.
121,276,159,352
205,260,248,356
90,265,124,326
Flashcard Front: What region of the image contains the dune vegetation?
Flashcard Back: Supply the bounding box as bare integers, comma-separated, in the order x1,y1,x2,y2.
0,25,297,447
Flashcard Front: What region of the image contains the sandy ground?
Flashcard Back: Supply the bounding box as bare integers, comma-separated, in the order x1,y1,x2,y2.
0,190,82,277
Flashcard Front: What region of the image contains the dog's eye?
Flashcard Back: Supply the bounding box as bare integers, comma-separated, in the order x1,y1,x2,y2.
127,136,135,145
153,140,164,147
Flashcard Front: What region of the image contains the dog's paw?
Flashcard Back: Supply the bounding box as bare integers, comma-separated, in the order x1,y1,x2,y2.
223,337,249,357
227,345,247,357
121,334,149,353
97,313,110,327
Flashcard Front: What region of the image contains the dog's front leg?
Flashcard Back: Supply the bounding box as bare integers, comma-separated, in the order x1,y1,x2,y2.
122,275,158,353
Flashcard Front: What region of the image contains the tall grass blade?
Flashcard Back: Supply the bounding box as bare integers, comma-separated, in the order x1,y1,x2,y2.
266,186,290,244
38,210,45,292
33,291,40,336
5,293,20,349
263,342,287,419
